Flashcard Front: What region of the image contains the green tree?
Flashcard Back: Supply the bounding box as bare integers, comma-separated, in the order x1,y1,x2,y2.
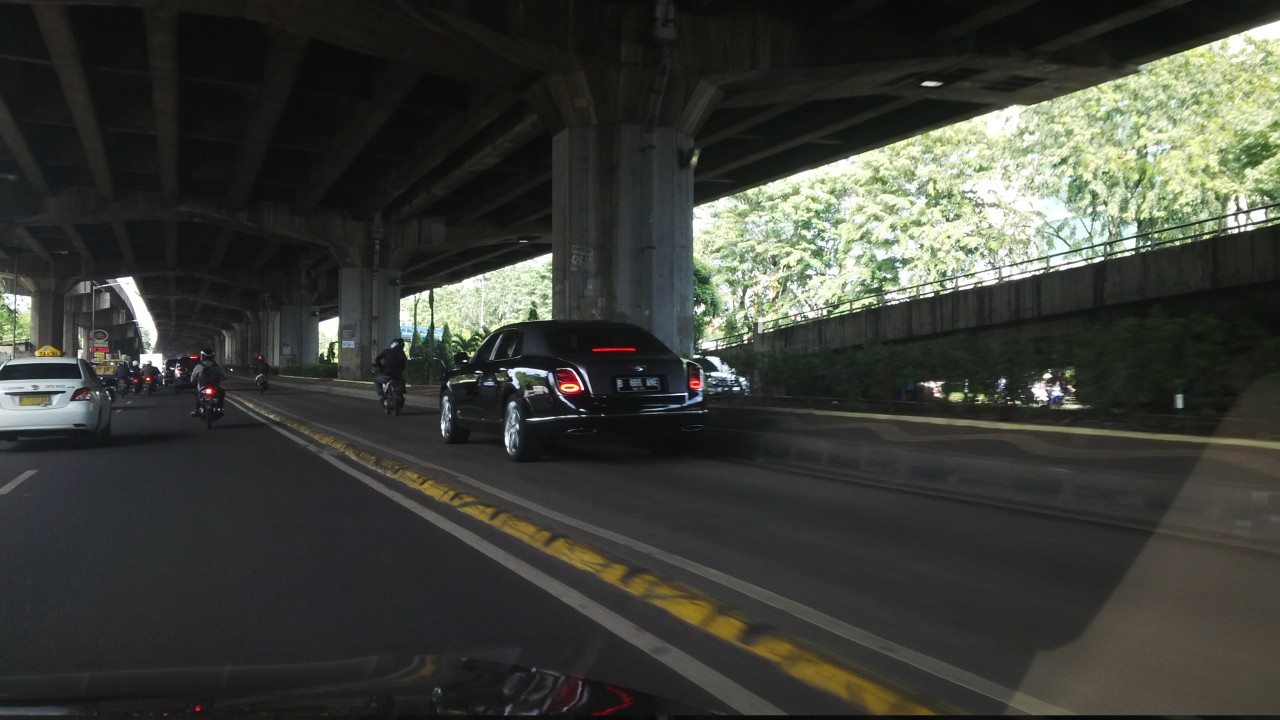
692,257,723,343
1015,37,1280,248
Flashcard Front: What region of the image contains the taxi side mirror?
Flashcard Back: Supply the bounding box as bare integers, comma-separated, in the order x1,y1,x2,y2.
453,352,469,365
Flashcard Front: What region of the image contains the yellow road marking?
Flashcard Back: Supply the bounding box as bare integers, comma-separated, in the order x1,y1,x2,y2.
233,396,944,715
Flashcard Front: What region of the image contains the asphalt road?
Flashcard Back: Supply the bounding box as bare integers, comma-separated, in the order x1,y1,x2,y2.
3,379,1280,714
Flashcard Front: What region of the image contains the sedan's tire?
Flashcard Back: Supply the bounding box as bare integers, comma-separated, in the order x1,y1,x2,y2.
503,398,542,462
440,394,470,443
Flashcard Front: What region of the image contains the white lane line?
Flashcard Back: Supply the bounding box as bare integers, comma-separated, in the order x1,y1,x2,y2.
0,470,37,495
234,401,779,714
244,401,1070,715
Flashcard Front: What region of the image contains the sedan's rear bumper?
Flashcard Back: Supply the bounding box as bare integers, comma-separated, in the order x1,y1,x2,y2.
0,404,102,437
525,408,707,437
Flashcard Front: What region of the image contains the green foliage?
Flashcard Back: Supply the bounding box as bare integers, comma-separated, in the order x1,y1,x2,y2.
1,302,31,344
404,256,551,341
692,257,723,344
280,363,339,379
759,308,1272,416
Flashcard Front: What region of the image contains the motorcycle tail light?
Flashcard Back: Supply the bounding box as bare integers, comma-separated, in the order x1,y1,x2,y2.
202,386,218,396
554,368,585,395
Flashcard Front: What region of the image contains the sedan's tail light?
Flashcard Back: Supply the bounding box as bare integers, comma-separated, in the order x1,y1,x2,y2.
688,362,703,393
70,388,93,401
554,368,585,395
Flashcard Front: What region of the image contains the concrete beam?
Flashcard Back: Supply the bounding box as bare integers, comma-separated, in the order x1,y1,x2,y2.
422,241,527,281
146,295,256,312
696,97,916,181
296,63,429,214
15,227,52,263
394,110,544,220
0,93,50,196
250,238,281,272
164,220,177,269
936,0,1040,40
227,31,310,210
451,170,552,226
362,94,516,217
16,191,355,255
110,222,137,269
33,4,115,199
144,8,180,205
60,224,93,265
1035,0,1192,54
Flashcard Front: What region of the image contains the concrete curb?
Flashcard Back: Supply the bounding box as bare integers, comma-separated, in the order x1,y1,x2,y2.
229,393,946,715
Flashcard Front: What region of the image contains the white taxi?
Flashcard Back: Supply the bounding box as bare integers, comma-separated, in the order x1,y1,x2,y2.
0,355,113,443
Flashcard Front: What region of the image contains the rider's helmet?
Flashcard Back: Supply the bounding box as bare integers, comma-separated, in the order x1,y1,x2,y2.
200,348,215,362
389,338,405,350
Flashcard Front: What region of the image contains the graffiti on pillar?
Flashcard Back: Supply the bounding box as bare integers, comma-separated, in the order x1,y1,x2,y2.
569,245,596,272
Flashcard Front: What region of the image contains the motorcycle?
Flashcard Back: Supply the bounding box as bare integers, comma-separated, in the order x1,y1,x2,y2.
194,385,224,429
255,373,268,393
374,369,405,416
139,376,156,396
383,377,405,416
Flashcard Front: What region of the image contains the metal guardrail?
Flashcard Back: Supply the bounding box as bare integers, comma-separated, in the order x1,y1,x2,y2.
700,203,1280,352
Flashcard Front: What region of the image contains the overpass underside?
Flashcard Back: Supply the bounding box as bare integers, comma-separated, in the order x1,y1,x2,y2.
2,1,1278,375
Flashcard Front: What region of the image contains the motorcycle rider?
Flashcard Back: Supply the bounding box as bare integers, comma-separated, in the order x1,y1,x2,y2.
372,338,407,400
189,348,225,416
114,359,132,392
253,354,270,390
140,360,159,389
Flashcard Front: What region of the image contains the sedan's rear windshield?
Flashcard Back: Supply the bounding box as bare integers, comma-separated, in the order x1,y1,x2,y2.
544,326,670,355
0,363,84,380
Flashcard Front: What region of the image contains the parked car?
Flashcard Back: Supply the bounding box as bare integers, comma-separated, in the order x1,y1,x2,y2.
692,355,749,397
0,356,113,443
439,320,708,461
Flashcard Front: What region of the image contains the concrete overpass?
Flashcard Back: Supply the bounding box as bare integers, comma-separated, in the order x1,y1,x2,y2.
2,0,1278,376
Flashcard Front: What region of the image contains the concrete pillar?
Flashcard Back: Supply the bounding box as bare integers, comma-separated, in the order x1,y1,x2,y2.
214,332,227,364
245,316,262,367
228,322,246,366
551,124,695,355
278,303,318,366
30,289,66,351
337,267,400,380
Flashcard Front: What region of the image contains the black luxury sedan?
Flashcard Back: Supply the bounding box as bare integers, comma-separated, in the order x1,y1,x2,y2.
439,320,708,461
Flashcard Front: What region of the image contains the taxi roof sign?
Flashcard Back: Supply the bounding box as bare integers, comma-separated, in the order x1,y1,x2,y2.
34,345,63,357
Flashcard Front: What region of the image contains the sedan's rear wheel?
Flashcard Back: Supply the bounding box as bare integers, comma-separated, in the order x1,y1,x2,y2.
503,399,542,462
440,394,469,443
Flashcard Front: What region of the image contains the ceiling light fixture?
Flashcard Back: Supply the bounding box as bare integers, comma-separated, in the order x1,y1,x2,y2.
919,79,945,88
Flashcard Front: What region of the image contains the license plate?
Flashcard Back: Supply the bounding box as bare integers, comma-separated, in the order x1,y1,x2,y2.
18,394,53,407
616,376,661,392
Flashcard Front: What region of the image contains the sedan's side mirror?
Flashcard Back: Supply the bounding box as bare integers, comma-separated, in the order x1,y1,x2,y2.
453,352,469,365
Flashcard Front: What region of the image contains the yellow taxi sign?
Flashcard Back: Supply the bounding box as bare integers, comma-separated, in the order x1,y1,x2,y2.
34,345,63,357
